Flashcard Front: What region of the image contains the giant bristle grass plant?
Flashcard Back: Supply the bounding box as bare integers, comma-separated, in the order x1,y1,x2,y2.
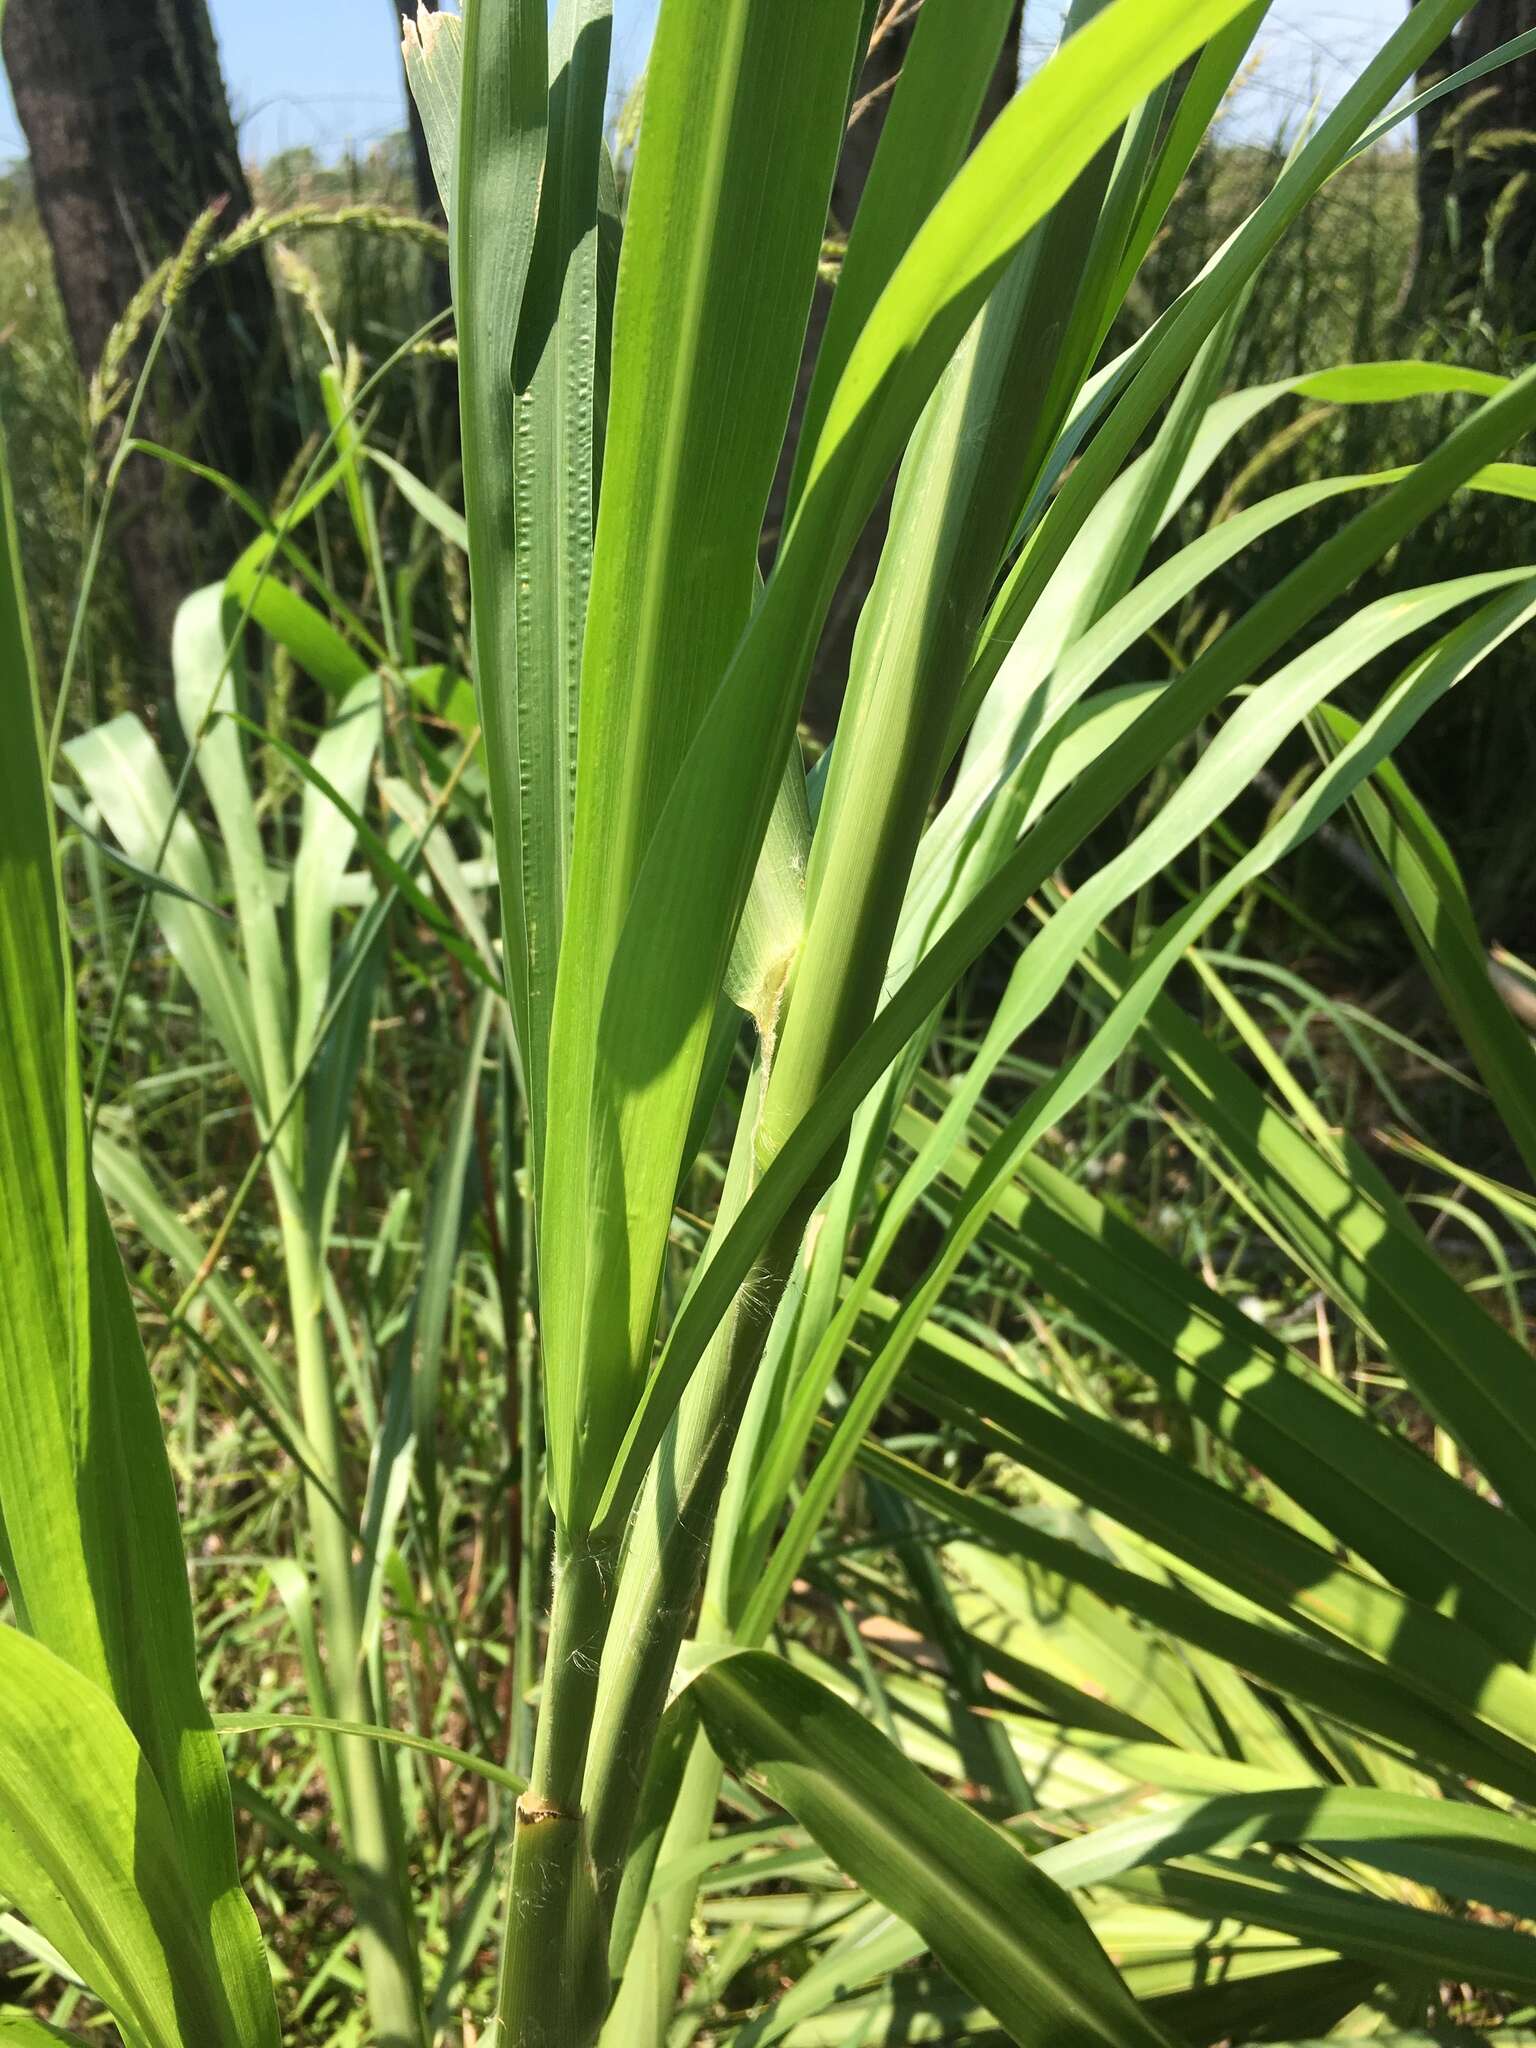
8,1,1536,2044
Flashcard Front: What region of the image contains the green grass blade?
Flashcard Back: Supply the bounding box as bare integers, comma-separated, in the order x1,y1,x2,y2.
969,0,1482,713
0,1628,237,2048
597,365,1536,1538
817,578,1536,1549
292,674,382,1068
453,0,547,1129
1107,1858,1536,2001
216,1711,527,1798
609,573,1536,1566
784,0,1018,520
1108,4,1267,303
541,0,867,1533
1037,1787,1536,1920
861,1434,1536,1805
91,1130,323,1471
1103,933,1536,1536
576,0,1260,1539
1320,706,1536,1185
51,784,227,916
61,713,265,1102
0,422,277,2048
689,1650,1172,2048
264,731,500,999
173,585,295,1128
410,991,494,1521
290,675,385,1223
500,0,611,1182
764,0,1128,1182
366,449,468,552
892,1339,1536,1777
924,1114,1536,1656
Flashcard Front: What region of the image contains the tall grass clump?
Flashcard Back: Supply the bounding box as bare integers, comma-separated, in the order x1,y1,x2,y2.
8,3,1536,2046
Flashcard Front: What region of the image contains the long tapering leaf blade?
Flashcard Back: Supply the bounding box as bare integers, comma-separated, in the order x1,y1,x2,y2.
0,421,276,2048
541,0,867,1530
690,1650,1172,2048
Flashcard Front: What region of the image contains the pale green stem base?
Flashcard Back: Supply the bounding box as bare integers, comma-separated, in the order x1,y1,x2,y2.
582,1205,804,1911
280,1199,425,2048
598,1731,724,2048
494,1542,615,2048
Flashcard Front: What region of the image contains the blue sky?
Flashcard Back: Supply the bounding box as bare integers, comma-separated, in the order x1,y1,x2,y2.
0,1,1412,170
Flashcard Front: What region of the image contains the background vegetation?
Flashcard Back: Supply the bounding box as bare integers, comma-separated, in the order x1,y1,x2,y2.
7,2,1536,2043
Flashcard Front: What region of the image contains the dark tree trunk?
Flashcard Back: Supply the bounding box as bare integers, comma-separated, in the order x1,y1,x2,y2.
2,0,291,681
1408,0,1536,327
771,0,1025,735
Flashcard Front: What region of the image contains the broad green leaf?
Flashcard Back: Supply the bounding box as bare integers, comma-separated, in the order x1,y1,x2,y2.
492,0,612,1184
860,1433,1536,1806
784,0,1019,519
765,0,1128,1187
404,662,480,749
0,2016,90,2046
690,1651,1171,2048
225,552,370,699
1036,1786,1536,1921
596,365,1536,1542
0,1628,232,2048
541,0,868,1531
569,0,1263,1541
0,432,276,2048
452,0,548,1148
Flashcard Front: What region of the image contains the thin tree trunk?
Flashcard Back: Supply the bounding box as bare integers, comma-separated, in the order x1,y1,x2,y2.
3,0,291,682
